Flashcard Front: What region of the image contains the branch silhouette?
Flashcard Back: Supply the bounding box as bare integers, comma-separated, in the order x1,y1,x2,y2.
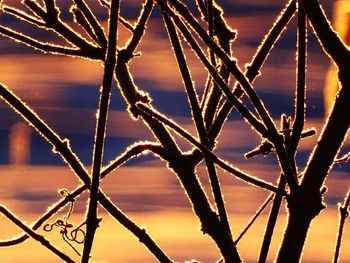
0,0,349,262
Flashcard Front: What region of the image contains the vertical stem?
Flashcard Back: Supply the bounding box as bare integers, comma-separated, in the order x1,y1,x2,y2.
258,177,286,263
259,115,291,263
82,0,120,261
291,1,307,154
199,0,216,115
276,211,313,263
207,0,215,67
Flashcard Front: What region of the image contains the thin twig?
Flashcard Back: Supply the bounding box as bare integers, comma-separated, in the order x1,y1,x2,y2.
162,12,208,149
119,16,135,32
235,193,274,245
204,0,219,121
71,6,100,44
0,206,75,263
102,141,170,176
202,1,234,130
259,115,292,263
23,0,97,51
333,189,350,263
0,185,85,247
98,0,111,9
166,3,298,194
115,0,181,155
335,152,350,163
125,0,154,53
258,177,286,263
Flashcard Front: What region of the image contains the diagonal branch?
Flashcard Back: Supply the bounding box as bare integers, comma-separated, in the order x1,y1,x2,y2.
115,0,181,155
2,5,45,26
0,83,172,263
136,102,284,195
71,6,101,44
235,193,274,245
158,2,270,140
208,0,297,143
161,0,280,140
72,0,108,49
163,11,231,234
300,0,350,68
0,141,166,247
22,0,97,51
0,206,75,263
0,25,103,59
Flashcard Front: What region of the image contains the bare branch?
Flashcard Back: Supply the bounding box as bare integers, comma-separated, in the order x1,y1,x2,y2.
163,12,231,233
333,188,350,263
208,0,297,143
0,141,165,247
72,0,108,49
126,0,154,53
136,103,284,195
0,206,75,263
161,0,280,140
102,141,169,177
0,83,172,262
335,152,350,163
158,2,270,140
2,5,45,26
291,2,307,154
71,6,100,44
82,0,120,260
0,25,103,59
300,0,350,68
22,0,100,52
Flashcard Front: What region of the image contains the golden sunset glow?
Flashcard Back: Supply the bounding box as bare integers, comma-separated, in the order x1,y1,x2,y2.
0,0,349,262
324,0,350,114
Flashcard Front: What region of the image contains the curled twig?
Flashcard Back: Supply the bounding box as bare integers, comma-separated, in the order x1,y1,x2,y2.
0,206,75,262
43,189,85,256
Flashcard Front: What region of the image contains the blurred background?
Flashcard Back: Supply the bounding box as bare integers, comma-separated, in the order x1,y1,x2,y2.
0,0,349,262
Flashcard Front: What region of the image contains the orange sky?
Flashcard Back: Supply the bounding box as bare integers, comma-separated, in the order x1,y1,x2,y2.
0,0,349,262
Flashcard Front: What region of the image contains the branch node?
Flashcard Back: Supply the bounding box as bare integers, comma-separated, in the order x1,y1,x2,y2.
339,205,349,218
245,140,274,159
